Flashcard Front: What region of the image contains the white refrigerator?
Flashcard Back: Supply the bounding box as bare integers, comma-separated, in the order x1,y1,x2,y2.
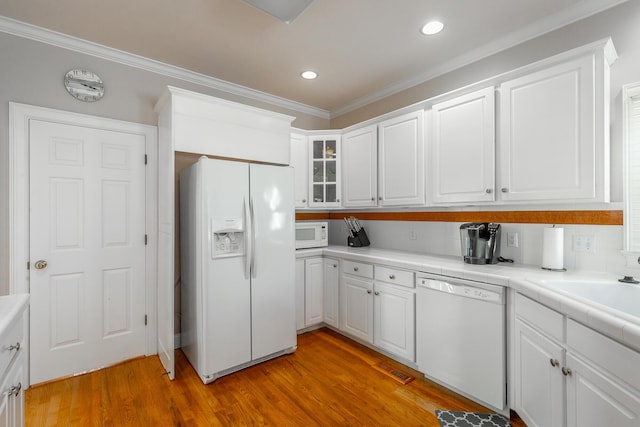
180,157,297,384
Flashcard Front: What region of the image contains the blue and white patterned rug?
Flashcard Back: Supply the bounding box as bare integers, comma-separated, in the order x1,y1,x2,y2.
435,410,512,427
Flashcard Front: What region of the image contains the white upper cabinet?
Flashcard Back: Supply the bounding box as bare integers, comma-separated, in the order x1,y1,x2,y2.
290,132,308,208
430,87,495,204
308,133,342,208
498,47,613,203
378,111,425,206
342,125,378,208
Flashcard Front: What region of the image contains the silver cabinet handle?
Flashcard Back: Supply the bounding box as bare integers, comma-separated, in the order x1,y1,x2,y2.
374,291,380,296
550,358,559,367
501,188,508,193
367,290,372,294
35,260,48,270
7,342,20,352
332,264,337,268
354,267,359,272
486,188,493,194
389,274,395,280
371,197,375,201
5,382,21,397
378,196,382,201
302,199,306,203
336,198,340,202
562,367,572,376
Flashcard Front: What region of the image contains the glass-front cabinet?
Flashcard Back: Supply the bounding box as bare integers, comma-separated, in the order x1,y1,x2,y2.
308,134,341,208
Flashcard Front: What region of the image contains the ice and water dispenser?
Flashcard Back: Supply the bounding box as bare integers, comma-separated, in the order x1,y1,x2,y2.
211,218,245,258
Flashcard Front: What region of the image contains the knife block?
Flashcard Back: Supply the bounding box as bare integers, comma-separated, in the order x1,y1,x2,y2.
347,228,370,247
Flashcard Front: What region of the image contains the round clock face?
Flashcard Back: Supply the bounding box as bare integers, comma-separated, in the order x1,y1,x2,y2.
64,69,105,102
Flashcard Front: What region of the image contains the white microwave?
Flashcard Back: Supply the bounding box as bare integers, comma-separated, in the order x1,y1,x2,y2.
295,221,328,249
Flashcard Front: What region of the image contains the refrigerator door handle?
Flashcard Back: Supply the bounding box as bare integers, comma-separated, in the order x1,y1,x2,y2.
249,196,257,278
243,197,251,279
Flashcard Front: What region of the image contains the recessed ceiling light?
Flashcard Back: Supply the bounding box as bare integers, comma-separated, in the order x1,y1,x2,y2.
421,20,444,35
301,71,318,80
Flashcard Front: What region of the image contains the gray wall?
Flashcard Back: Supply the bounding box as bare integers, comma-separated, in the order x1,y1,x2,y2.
0,32,329,295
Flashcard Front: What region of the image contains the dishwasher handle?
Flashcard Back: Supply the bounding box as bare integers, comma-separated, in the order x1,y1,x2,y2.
417,277,504,304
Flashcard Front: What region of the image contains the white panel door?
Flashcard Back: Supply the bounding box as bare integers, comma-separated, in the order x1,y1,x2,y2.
378,111,425,206
373,282,415,361
304,257,324,327
29,120,146,385
340,275,373,343
323,259,339,328
431,87,495,204
499,56,596,201
342,125,377,207
566,353,640,427
290,132,308,208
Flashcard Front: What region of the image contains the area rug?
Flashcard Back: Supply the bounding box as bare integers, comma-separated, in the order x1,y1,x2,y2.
371,362,415,384
435,410,512,427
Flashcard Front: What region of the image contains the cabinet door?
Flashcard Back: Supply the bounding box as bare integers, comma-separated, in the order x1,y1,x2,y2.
514,319,565,427
308,135,341,208
566,353,640,427
291,133,308,208
499,56,599,202
295,258,306,330
378,111,425,206
431,87,495,204
342,125,377,207
0,354,24,427
323,259,340,328
373,282,415,361
304,258,324,326
340,275,373,343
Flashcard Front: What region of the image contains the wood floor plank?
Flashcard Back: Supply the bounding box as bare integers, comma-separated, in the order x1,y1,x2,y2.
26,328,526,426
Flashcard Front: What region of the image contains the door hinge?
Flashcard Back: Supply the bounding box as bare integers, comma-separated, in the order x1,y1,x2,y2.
145,314,148,326
145,234,148,245
144,154,148,165
27,261,30,270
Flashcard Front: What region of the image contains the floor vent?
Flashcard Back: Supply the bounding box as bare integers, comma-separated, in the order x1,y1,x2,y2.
372,362,415,385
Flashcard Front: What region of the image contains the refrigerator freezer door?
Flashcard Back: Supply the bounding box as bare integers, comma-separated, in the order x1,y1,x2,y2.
249,163,297,360
202,159,252,375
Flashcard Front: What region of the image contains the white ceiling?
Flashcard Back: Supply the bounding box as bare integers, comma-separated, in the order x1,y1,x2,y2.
0,0,628,116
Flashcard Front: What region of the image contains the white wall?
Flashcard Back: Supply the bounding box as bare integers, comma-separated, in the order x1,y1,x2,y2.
328,219,634,276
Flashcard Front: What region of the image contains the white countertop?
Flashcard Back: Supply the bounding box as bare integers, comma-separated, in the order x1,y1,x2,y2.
0,294,29,336
299,245,640,351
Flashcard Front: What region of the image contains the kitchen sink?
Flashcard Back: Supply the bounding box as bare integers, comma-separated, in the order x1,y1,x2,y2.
536,278,640,319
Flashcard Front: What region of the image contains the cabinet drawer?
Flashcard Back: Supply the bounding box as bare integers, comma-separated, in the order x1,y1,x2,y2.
0,314,24,378
515,293,564,342
375,266,415,288
342,260,373,279
567,320,640,391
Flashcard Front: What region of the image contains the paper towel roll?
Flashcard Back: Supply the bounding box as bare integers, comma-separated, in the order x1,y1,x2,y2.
542,227,564,270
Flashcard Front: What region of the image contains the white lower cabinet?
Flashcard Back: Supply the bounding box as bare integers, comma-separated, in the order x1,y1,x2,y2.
515,318,565,427
304,257,324,327
340,274,374,342
0,354,24,427
323,258,340,328
295,258,306,330
340,260,415,362
514,293,640,427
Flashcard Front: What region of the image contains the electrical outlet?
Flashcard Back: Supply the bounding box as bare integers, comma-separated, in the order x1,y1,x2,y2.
507,231,519,248
573,235,596,253
409,229,417,240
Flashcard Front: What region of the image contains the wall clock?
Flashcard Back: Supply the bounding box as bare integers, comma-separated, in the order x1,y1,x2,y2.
64,69,105,102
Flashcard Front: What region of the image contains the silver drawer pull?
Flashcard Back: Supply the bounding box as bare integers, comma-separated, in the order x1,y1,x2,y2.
367,290,372,294
549,358,559,368
354,267,359,272
7,342,20,352
389,274,395,280
562,367,572,376
5,382,21,397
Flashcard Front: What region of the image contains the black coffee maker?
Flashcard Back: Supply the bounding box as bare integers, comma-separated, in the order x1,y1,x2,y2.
459,223,502,264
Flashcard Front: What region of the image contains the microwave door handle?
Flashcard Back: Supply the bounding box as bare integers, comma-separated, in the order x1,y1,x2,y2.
243,197,251,279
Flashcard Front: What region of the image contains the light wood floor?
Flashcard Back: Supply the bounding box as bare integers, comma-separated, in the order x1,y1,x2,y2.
26,328,526,426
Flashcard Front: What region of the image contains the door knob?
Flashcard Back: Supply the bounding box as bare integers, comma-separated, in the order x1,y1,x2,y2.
34,260,48,270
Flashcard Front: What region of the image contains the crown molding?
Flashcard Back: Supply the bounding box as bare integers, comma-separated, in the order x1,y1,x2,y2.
0,15,331,120
330,0,628,118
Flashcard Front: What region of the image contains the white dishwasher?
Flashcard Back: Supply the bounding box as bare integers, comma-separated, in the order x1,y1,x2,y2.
416,273,506,411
